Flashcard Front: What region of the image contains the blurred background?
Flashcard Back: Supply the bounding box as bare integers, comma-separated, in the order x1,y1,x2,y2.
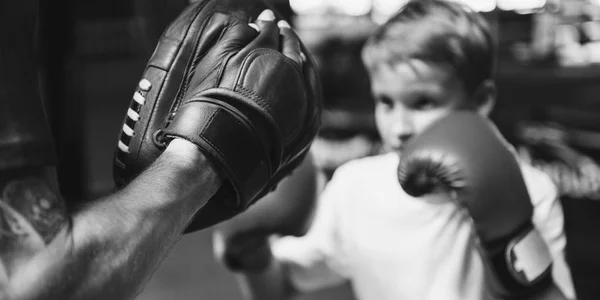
43,0,600,299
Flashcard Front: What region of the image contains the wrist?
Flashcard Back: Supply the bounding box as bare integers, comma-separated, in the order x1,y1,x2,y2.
163,138,210,169
161,138,224,189
112,138,223,221
158,138,224,210
224,236,274,273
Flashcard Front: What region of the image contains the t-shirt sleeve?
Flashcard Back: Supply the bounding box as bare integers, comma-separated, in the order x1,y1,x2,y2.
271,167,351,293
521,163,576,299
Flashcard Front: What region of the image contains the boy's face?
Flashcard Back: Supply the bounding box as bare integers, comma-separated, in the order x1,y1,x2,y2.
369,59,479,152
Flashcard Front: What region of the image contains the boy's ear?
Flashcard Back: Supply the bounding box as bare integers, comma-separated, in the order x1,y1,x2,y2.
472,80,496,117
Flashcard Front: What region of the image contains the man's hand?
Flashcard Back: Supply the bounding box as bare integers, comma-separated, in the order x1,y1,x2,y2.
113,0,322,233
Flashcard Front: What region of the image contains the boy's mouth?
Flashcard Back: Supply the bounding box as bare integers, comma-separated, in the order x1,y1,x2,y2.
391,144,404,153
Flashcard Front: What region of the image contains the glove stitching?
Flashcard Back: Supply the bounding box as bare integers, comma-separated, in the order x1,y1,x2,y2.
249,51,306,92
235,50,279,114
279,54,304,79
172,13,229,119
237,51,305,144
242,50,304,82
213,51,235,91
235,86,274,116
189,21,230,87
235,85,299,144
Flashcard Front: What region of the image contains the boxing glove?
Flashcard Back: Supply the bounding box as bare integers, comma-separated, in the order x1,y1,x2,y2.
113,0,322,233
397,111,553,299
214,152,318,272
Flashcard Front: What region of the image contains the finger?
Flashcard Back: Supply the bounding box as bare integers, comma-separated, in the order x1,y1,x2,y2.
249,9,280,49
256,9,275,31
189,13,237,59
277,20,303,65
215,21,259,49
248,23,259,32
186,19,260,86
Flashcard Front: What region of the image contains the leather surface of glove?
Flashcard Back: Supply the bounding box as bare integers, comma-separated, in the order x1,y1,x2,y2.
113,0,322,233
398,111,553,299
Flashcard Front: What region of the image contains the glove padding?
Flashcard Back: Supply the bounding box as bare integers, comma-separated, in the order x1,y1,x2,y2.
113,0,321,233
398,111,554,299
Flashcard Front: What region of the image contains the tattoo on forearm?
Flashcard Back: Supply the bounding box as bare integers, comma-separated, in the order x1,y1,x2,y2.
0,178,67,244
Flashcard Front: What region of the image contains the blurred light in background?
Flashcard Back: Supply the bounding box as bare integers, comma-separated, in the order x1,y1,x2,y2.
372,0,407,13
497,0,546,12
290,0,551,22
371,0,407,23
333,0,372,16
289,0,326,15
451,0,497,12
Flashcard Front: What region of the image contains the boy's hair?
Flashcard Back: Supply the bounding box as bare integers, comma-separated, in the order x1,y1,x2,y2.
362,0,496,95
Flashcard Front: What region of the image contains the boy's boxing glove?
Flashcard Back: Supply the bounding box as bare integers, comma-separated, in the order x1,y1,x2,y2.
397,111,554,299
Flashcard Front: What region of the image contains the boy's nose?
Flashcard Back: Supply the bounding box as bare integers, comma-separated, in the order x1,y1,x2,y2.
390,113,414,147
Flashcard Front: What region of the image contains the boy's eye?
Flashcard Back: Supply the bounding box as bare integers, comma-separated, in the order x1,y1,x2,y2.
377,96,394,108
413,96,437,110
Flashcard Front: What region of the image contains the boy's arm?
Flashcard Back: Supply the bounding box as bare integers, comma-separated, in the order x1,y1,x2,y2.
232,257,298,300
524,165,576,300
1,139,223,300
214,155,350,299
528,285,570,300
224,234,349,300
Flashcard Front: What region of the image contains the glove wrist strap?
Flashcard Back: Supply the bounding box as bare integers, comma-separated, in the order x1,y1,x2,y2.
163,97,272,207
484,225,554,299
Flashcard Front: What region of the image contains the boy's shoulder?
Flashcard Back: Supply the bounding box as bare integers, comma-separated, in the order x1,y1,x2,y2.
517,158,559,205
502,141,558,204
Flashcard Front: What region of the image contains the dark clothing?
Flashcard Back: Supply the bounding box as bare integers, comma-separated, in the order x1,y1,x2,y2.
0,0,57,170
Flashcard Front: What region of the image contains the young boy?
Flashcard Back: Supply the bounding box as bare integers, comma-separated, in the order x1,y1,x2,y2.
213,1,576,299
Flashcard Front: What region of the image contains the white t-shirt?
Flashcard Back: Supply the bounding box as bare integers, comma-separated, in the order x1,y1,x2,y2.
272,152,576,300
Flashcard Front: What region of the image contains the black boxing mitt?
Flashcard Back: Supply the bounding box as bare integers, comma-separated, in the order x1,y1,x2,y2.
113,0,322,233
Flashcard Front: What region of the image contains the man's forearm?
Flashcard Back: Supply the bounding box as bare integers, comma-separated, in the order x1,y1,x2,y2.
3,140,222,300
